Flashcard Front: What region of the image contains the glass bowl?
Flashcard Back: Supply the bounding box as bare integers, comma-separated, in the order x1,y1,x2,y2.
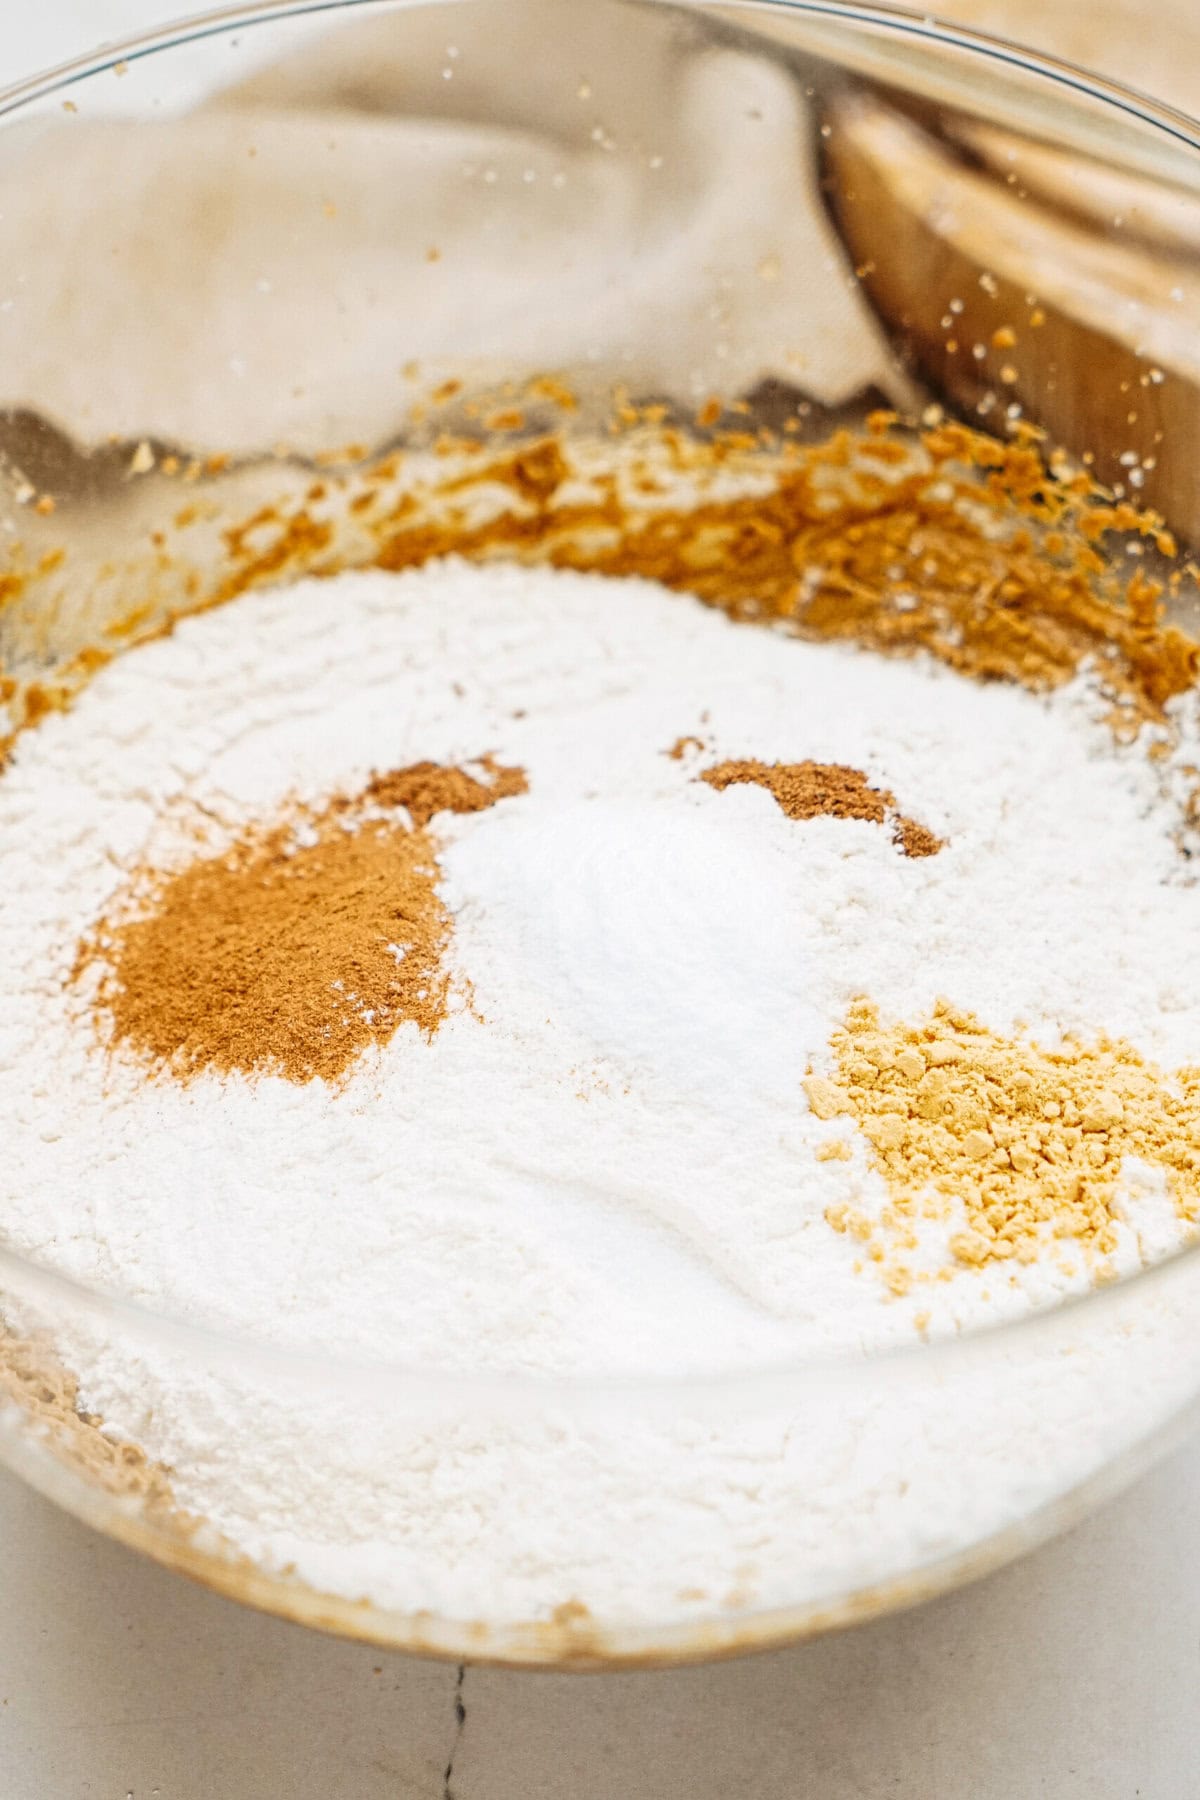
3,0,1200,1669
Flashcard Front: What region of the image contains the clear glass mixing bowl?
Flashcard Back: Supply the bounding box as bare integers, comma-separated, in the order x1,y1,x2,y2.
3,0,1200,1668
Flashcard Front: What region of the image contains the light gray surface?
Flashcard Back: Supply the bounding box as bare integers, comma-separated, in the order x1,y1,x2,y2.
1,1447,1198,1798
4,0,181,78
1,5,1197,1796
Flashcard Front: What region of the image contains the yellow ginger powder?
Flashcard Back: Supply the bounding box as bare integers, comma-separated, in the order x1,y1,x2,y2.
810,1000,1200,1293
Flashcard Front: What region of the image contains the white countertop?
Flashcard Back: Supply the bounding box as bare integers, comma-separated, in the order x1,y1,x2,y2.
3,1446,1198,1798
2,6,1198,1795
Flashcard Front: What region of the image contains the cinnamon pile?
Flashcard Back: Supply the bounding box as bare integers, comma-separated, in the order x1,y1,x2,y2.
76,757,527,1084
357,757,527,826
701,758,943,858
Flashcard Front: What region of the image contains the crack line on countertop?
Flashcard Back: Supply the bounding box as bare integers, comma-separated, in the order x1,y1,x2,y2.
442,1662,467,1800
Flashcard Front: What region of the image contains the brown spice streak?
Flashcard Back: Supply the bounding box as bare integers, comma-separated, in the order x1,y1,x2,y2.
665,734,706,762
358,753,528,827
701,758,943,858
75,758,527,1085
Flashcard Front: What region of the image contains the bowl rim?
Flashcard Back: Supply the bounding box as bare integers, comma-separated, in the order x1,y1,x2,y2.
1,0,1200,1401
4,0,1200,149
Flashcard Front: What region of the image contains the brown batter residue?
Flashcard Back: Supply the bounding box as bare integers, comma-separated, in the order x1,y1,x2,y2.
701,759,943,858
4,414,1199,768
75,757,527,1085
0,1326,186,1523
809,1000,1200,1294
358,420,1197,732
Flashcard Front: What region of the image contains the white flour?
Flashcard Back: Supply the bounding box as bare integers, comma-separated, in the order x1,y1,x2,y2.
1,558,1199,1626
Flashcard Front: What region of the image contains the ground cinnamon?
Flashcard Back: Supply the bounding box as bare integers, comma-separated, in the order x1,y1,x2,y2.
701,758,943,857
76,758,527,1085
357,754,528,826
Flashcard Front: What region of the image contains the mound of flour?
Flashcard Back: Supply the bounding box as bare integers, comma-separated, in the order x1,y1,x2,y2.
1,558,1198,1625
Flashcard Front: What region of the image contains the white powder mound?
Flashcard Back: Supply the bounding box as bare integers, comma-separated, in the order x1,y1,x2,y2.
1,557,1199,1629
